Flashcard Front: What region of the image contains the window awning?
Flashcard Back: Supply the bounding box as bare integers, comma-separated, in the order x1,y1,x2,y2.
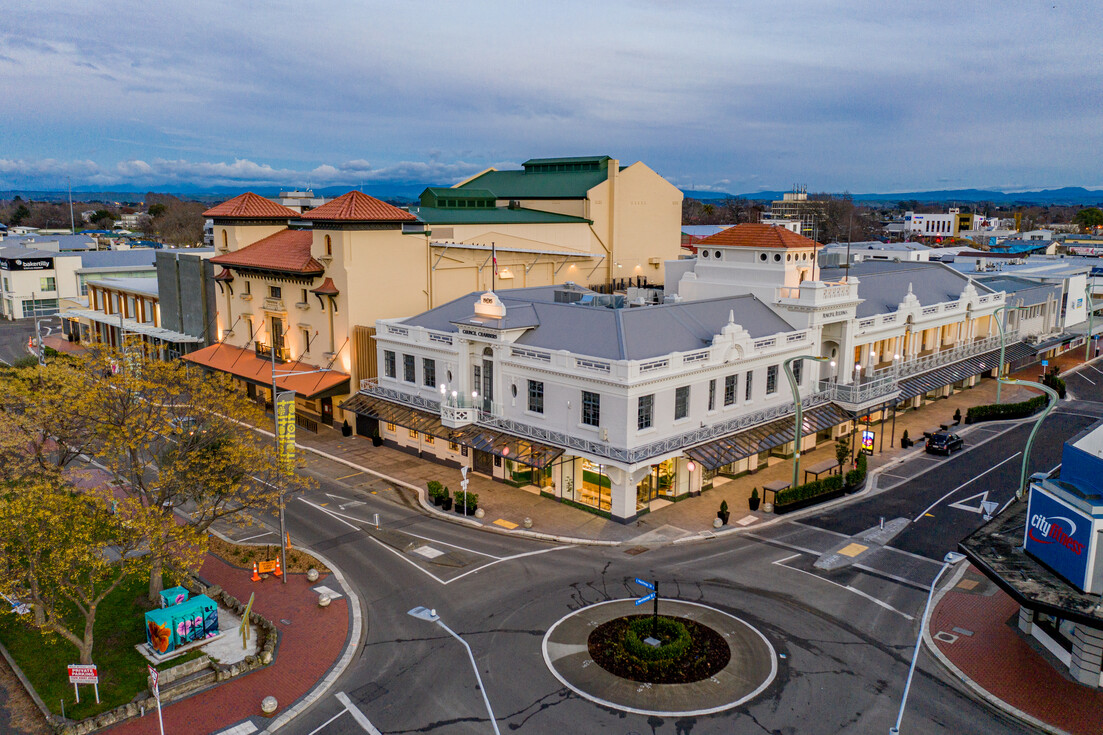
182,343,350,399
340,393,564,469
62,308,201,344
684,403,851,471
897,342,1034,401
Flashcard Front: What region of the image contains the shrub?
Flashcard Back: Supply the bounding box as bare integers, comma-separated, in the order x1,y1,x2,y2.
454,490,478,512
1043,372,1066,399
750,487,758,500
776,473,844,506
719,500,728,514
624,616,692,662
966,394,1047,423
426,480,443,500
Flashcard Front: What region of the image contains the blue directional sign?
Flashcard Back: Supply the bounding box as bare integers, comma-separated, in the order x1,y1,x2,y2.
635,592,657,606
1042,360,1049,367
634,578,655,591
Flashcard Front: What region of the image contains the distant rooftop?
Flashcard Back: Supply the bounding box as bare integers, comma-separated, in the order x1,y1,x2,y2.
89,276,159,297
819,260,994,318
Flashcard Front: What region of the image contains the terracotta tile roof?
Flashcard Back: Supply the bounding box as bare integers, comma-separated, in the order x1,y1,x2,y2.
697,223,821,249
182,343,349,399
210,229,324,274
203,192,300,219
304,190,418,222
311,277,339,296
212,268,234,281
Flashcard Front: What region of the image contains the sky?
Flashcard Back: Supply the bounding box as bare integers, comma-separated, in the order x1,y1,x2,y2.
2,1,1101,194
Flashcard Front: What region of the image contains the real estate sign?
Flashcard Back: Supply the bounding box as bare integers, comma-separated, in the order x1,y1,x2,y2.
1024,486,1093,591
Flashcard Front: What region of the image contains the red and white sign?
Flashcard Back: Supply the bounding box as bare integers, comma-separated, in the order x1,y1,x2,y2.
68,664,98,684
148,664,159,697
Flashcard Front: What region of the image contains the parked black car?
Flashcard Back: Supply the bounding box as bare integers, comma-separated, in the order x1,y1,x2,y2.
925,431,964,455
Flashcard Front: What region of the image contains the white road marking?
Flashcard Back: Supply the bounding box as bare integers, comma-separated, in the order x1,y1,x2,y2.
236,531,275,542
305,709,347,735
948,490,990,514
771,558,913,620
853,563,934,592
335,691,383,734
1076,372,1096,385
298,498,360,531
998,495,1018,516
1089,363,1103,376
444,546,575,585
913,451,1021,522
214,722,258,735
774,552,801,565
412,545,445,559
312,584,343,599
366,536,449,584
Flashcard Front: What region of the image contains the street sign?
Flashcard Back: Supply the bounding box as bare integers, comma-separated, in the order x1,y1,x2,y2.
1042,360,1049,367
634,578,655,591
981,500,999,520
149,664,164,735
67,665,98,684
148,664,159,698
635,592,656,606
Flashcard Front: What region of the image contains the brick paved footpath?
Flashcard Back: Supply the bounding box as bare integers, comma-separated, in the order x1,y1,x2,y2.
930,566,1103,735
105,555,348,735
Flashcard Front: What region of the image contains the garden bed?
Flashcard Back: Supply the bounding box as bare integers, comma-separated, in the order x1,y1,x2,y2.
207,534,329,574
587,614,730,684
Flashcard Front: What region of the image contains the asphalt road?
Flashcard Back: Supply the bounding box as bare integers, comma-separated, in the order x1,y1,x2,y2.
0,315,58,365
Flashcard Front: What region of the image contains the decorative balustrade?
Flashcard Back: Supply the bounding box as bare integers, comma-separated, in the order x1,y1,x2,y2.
871,331,1017,380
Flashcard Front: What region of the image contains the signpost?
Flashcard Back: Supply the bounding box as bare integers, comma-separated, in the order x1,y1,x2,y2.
460,465,470,517
67,664,99,704
633,578,660,639
148,664,164,735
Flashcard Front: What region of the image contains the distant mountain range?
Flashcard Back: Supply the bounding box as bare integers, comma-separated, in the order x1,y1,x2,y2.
682,187,1103,205
4,184,1103,207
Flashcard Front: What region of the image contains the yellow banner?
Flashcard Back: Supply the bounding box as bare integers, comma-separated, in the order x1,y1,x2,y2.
276,390,296,473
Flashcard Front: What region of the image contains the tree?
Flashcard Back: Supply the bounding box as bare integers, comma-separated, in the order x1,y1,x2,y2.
0,477,200,664
147,203,167,219
9,203,31,227
0,361,102,469
89,209,115,229
835,437,850,473
1075,207,1103,232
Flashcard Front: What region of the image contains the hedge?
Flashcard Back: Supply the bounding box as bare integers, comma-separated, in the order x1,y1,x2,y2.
624,616,692,662
776,473,844,506
966,394,1047,423
846,452,868,488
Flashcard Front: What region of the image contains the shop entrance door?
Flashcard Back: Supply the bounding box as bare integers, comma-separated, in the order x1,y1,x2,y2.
473,450,494,476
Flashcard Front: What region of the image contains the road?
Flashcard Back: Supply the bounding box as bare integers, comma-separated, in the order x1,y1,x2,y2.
0,315,58,365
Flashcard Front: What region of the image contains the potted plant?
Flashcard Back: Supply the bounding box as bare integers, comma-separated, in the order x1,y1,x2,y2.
440,486,452,511
370,428,383,447
953,408,962,425
900,429,910,448
717,499,730,525
454,490,478,515
341,419,352,437
427,480,443,506
748,488,760,512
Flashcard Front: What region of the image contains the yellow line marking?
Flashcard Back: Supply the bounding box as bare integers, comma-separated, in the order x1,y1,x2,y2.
336,472,363,480
492,519,519,530
370,491,377,495
837,543,868,558
320,503,328,507
925,513,935,518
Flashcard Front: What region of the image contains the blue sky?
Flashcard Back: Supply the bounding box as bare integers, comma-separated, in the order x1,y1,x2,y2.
2,1,1101,193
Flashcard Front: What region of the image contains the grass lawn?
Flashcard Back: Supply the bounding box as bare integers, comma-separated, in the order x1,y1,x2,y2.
0,575,198,721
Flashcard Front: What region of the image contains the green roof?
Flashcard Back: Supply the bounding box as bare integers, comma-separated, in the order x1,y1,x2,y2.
458,169,609,199
420,187,496,208
410,205,592,226
522,155,611,168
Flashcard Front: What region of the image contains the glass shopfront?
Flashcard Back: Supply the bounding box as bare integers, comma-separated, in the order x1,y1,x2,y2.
562,458,610,512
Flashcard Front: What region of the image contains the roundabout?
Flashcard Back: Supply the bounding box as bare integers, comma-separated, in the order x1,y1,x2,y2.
541,598,777,717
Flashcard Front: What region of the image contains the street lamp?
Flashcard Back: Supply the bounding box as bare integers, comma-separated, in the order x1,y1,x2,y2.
992,303,1021,405
1000,378,1059,498
407,606,501,735
890,550,966,734
784,355,832,489
1085,283,1095,362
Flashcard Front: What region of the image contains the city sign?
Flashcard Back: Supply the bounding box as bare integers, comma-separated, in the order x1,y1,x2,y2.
634,578,655,591
635,592,656,606
1024,486,1092,591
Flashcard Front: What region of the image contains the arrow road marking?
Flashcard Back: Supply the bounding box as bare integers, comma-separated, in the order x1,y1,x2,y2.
913,451,1020,522
335,691,383,734
948,490,990,514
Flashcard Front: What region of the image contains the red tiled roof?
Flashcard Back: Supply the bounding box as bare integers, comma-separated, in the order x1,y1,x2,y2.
304,190,417,222
697,223,821,249
182,343,349,399
311,277,339,296
210,230,324,274
203,192,300,219
212,268,234,281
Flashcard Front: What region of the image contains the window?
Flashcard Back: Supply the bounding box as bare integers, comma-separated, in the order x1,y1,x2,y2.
724,374,737,406
766,365,778,394
269,286,282,299
301,328,312,354
422,358,436,388
301,288,308,304
386,422,396,432
221,230,228,249
244,280,251,294
581,391,600,427
383,350,396,378
708,379,716,411
527,380,544,414
2,277,9,292
408,428,419,439
40,276,56,292
325,234,332,256
745,370,753,400
792,358,803,385
449,441,460,452
423,433,435,445
127,295,136,318
403,354,415,382
637,394,654,430
675,386,690,420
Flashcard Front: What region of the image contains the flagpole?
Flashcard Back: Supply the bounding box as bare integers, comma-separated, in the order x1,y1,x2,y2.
491,242,496,292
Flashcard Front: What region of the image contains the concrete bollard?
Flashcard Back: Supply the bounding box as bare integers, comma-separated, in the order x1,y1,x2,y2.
713,517,723,529
306,568,319,582
261,695,278,716
474,508,485,519
523,517,533,529
318,593,332,608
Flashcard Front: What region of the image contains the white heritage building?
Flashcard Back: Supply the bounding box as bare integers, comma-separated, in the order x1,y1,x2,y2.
345,225,1028,523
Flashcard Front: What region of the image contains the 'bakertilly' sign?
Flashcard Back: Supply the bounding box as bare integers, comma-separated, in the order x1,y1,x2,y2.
0,257,54,271
1025,487,1092,590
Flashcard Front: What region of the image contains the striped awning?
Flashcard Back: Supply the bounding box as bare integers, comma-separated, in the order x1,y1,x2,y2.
684,403,851,471
340,393,563,469
897,342,1034,401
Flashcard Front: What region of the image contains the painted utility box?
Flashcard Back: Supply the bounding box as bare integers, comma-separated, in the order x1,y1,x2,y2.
159,586,189,608
145,594,219,656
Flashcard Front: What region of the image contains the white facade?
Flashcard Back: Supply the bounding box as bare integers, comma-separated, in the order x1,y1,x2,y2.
0,248,81,319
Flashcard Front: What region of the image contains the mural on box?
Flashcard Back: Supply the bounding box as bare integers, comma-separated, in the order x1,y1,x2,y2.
145,594,220,655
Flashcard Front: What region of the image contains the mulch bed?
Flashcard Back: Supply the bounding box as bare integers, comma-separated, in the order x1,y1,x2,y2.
587,615,731,684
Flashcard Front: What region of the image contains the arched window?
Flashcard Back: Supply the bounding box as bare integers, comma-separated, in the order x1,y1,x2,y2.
221,230,228,249
325,235,332,256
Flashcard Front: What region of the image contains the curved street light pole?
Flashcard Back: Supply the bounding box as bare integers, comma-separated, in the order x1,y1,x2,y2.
992,303,1017,405
1086,282,1095,362
1000,378,1059,498
784,355,832,489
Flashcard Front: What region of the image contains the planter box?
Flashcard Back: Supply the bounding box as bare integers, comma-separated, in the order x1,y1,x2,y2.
455,504,477,515
773,487,847,515
441,498,452,511
844,477,867,495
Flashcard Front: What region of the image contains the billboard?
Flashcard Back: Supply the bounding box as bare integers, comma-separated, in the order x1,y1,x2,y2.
861,430,875,455
1024,487,1092,590
0,256,54,271
275,390,296,473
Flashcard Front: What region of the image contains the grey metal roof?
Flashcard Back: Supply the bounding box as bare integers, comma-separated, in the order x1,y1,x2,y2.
89,277,159,297
75,250,158,269
403,289,795,361
975,276,1061,307
1,234,96,250
819,261,994,318
0,246,67,260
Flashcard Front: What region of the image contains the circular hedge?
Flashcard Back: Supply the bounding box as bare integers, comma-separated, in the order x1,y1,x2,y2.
587,614,731,684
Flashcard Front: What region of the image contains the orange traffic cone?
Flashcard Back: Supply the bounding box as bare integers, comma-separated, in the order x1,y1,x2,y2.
273,557,283,577
251,562,261,582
